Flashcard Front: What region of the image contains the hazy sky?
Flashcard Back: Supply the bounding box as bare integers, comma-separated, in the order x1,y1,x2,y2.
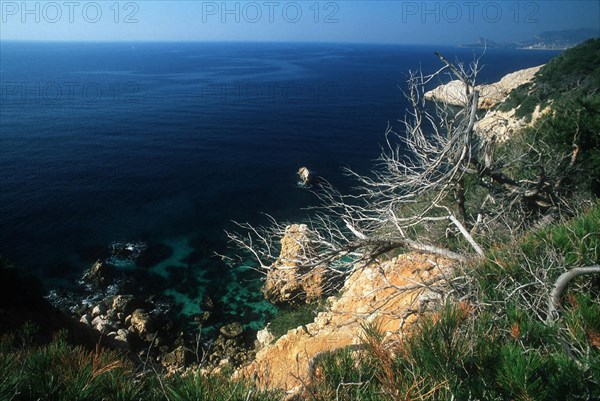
1,1,598,44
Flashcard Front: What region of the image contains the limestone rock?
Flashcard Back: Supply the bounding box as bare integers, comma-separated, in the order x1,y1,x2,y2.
111,295,139,315
80,313,92,326
255,326,275,350
91,304,106,317
220,322,244,339
263,224,330,305
424,65,543,109
239,252,453,391
115,328,130,342
475,103,552,143
91,316,115,334
297,167,312,186
129,309,153,337
162,345,192,368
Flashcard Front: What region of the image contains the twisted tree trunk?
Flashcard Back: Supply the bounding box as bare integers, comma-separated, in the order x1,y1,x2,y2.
547,265,600,323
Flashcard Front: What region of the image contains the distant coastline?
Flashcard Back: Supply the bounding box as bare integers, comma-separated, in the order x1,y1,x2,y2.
461,28,599,51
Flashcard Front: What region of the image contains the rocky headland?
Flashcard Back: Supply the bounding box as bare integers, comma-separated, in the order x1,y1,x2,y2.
424,65,542,109
424,64,551,142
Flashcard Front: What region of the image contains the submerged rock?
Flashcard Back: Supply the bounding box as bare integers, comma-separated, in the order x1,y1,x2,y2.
201,295,214,311
137,242,174,268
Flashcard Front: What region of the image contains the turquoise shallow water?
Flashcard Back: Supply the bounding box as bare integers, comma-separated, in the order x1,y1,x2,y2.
0,42,560,328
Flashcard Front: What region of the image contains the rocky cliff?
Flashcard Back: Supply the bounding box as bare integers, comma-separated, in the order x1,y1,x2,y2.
424,65,543,109
238,253,452,393
424,64,551,142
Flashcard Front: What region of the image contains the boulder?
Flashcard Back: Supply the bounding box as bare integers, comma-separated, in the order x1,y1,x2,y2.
255,326,274,350
91,316,116,334
162,345,192,368
129,309,154,337
91,304,106,317
111,295,140,315
82,260,116,288
115,328,130,342
80,313,92,326
219,322,244,339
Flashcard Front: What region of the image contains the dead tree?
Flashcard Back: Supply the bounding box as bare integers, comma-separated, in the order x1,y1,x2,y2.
226,53,569,281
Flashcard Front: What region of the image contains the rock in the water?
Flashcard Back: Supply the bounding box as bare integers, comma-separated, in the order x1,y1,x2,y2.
201,295,214,311
220,322,244,339
109,242,146,262
82,260,116,288
192,311,211,324
137,242,174,268
297,167,312,186
263,224,331,305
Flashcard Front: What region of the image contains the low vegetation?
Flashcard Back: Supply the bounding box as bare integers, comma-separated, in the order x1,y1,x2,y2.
308,203,600,400
268,301,325,339
0,329,282,401
499,38,600,119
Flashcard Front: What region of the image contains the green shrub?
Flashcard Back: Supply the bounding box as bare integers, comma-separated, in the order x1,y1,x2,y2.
499,38,600,120
2,331,149,401
164,371,281,401
268,302,324,339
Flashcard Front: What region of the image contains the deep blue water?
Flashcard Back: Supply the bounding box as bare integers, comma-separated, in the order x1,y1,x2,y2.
0,42,559,326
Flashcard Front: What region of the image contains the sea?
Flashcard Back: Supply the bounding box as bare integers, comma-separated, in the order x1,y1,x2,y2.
0,42,560,329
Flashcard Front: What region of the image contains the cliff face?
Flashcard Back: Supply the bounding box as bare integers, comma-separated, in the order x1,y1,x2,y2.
475,103,552,142
424,64,551,142
238,253,452,392
424,65,543,109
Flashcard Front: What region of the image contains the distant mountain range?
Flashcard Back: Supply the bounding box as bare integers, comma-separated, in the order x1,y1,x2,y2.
462,28,600,50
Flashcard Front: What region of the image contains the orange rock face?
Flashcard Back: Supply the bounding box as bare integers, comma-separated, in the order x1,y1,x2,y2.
239,252,453,391
263,224,329,305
